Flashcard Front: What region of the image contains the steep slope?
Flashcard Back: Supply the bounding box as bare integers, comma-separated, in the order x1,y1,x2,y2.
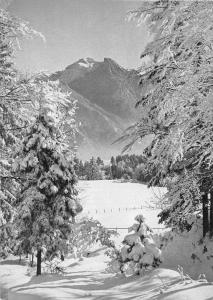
56,57,140,120
50,58,142,159
69,88,127,159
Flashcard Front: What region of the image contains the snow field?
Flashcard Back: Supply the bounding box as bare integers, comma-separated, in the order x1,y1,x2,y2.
78,180,166,242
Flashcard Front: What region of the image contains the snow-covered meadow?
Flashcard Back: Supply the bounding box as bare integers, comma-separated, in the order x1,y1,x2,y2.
0,180,213,300
78,180,166,240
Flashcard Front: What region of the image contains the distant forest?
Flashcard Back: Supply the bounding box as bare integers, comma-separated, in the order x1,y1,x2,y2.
74,154,151,183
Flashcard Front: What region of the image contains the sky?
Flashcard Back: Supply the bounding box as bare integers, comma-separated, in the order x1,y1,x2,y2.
7,0,149,73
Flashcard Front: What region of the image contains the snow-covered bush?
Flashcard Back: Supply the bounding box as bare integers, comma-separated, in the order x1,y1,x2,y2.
43,257,65,275
69,217,117,258
108,214,162,276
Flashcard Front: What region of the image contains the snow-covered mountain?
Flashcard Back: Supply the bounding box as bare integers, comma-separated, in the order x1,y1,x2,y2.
50,58,142,159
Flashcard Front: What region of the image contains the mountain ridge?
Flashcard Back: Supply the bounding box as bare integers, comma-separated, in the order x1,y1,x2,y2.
50,57,142,159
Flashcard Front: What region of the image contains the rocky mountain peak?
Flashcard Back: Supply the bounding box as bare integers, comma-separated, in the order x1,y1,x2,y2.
49,57,142,159
77,57,96,69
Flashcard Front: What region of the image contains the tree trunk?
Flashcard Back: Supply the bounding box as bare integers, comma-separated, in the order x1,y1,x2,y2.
202,193,209,237
210,192,213,238
31,253,34,267
61,254,64,261
36,249,42,276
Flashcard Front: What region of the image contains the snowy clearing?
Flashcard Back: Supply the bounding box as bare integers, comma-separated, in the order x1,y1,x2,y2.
0,180,213,300
78,180,166,240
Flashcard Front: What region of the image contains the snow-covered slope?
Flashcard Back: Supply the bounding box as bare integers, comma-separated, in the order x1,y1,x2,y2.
66,88,127,159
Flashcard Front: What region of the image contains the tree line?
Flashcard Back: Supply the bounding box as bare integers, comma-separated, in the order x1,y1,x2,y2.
73,154,152,182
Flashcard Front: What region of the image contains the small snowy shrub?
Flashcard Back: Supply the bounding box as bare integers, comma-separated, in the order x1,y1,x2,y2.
69,217,117,258
177,265,193,283
108,214,162,276
43,258,65,274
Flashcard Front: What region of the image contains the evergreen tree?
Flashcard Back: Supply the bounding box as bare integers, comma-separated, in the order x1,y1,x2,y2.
116,161,125,179
0,7,43,258
73,157,80,175
110,156,116,165
110,156,117,179
78,160,84,178
96,157,104,166
103,164,112,180
13,112,82,275
74,158,85,179
84,157,103,180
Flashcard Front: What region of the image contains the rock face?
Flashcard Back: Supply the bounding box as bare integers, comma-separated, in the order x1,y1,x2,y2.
50,57,142,159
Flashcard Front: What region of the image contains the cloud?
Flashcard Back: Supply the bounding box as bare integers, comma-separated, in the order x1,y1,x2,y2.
0,0,14,9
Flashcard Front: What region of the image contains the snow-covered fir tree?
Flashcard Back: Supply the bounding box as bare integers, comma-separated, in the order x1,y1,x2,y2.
13,112,82,275
84,157,103,180
0,7,44,259
109,215,161,276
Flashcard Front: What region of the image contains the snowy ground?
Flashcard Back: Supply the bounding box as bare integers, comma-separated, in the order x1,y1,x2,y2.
1,247,213,300
0,180,213,300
